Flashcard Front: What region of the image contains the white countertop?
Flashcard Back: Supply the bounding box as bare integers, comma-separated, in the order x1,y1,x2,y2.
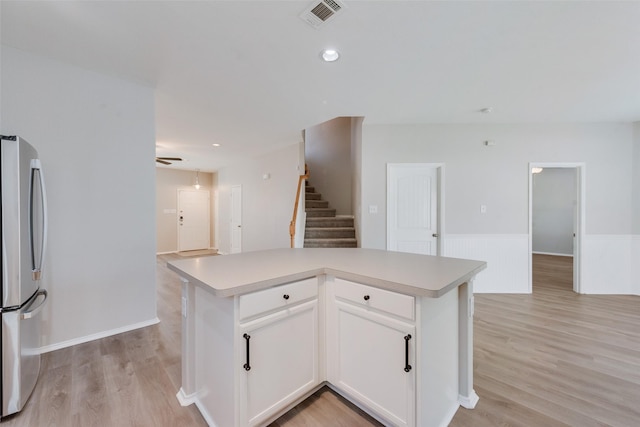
167,248,486,298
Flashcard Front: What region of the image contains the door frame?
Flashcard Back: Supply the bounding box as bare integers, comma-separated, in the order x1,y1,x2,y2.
528,162,585,293
386,163,445,256
230,184,242,254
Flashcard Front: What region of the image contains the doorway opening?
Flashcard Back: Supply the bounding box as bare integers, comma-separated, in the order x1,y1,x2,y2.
528,163,585,293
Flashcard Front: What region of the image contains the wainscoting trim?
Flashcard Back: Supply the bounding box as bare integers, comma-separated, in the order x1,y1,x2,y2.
444,234,637,295
581,235,635,295
443,235,529,293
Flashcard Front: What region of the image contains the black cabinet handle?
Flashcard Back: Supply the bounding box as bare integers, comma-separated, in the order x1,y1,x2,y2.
283,294,290,300
404,334,412,372
363,295,370,301
243,333,251,371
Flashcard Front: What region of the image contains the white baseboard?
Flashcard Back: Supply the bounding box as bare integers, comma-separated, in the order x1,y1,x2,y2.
440,402,462,427
444,234,529,293
194,398,219,427
532,251,573,257
176,388,198,406
458,390,479,409
38,317,160,354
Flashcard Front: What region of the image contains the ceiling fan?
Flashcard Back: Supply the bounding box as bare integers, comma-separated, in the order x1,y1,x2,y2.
156,157,183,165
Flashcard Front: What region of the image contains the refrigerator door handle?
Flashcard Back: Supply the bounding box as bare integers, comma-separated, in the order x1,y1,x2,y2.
29,159,48,281
21,289,48,320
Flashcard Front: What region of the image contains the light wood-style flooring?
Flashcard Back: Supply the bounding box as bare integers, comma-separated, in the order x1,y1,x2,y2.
451,254,640,427
3,253,639,426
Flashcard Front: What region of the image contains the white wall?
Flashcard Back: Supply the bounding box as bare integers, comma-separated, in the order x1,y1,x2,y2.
156,168,215,254
1,46,157,350
532,168,575,256
361,123,635,294
216,143,302,254
305,117,353,215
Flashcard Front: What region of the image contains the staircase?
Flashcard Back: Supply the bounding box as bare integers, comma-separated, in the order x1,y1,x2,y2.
304,182,357,248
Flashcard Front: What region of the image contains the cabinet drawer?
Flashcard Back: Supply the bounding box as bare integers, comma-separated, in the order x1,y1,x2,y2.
239,278,318,322
334,279,415,321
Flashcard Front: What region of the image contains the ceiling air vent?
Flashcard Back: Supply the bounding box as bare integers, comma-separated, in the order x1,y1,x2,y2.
300,0,346,29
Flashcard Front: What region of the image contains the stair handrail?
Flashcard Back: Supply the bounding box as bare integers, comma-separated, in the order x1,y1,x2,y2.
290,165,310,248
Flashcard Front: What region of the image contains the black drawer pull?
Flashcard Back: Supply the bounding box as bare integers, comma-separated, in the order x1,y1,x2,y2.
283,294,290,300
404,334,412,372
363,295,370,301
243,333,251,371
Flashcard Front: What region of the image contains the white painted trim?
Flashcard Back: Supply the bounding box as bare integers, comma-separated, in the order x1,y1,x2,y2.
444,234,529,294
439,402,462,427
156,251,177,255
444,233,636,295
38,317,160,354
437,166,446,256
176,388,198,406
528,162,585,294
532,251,573,257
194,398,219,427
458,390,479,409
214,189,219,250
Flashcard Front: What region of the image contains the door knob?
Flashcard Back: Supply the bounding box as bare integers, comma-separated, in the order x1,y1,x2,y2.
432,233,439,238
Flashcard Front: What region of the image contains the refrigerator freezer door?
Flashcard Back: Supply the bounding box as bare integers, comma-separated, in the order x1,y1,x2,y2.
1,137,42,308
1,289,46,417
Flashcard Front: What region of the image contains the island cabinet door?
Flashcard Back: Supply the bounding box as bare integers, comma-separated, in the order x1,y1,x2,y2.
328,281,416,427
238,299,319,427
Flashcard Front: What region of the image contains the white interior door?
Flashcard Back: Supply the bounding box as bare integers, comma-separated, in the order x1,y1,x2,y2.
178,189,210,252
387,164,439,255
231,185,242,254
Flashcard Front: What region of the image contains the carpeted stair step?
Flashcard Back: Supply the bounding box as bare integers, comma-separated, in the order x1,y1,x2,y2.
306,199,329,209
304,238,357,248
305,227,356,239
302,180,357,248
306,217,354,228
306,208,337,218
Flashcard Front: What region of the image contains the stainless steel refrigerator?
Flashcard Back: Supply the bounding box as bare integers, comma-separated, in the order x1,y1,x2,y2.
0,135,48,418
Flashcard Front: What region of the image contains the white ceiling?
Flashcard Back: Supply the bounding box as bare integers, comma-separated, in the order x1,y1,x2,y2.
2,1,639,172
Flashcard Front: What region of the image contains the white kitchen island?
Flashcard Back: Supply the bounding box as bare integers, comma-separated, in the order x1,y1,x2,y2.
168,248,486,427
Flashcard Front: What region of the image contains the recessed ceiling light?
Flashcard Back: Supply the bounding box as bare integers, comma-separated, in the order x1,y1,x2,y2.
321,49,340,62
212,143,221,147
